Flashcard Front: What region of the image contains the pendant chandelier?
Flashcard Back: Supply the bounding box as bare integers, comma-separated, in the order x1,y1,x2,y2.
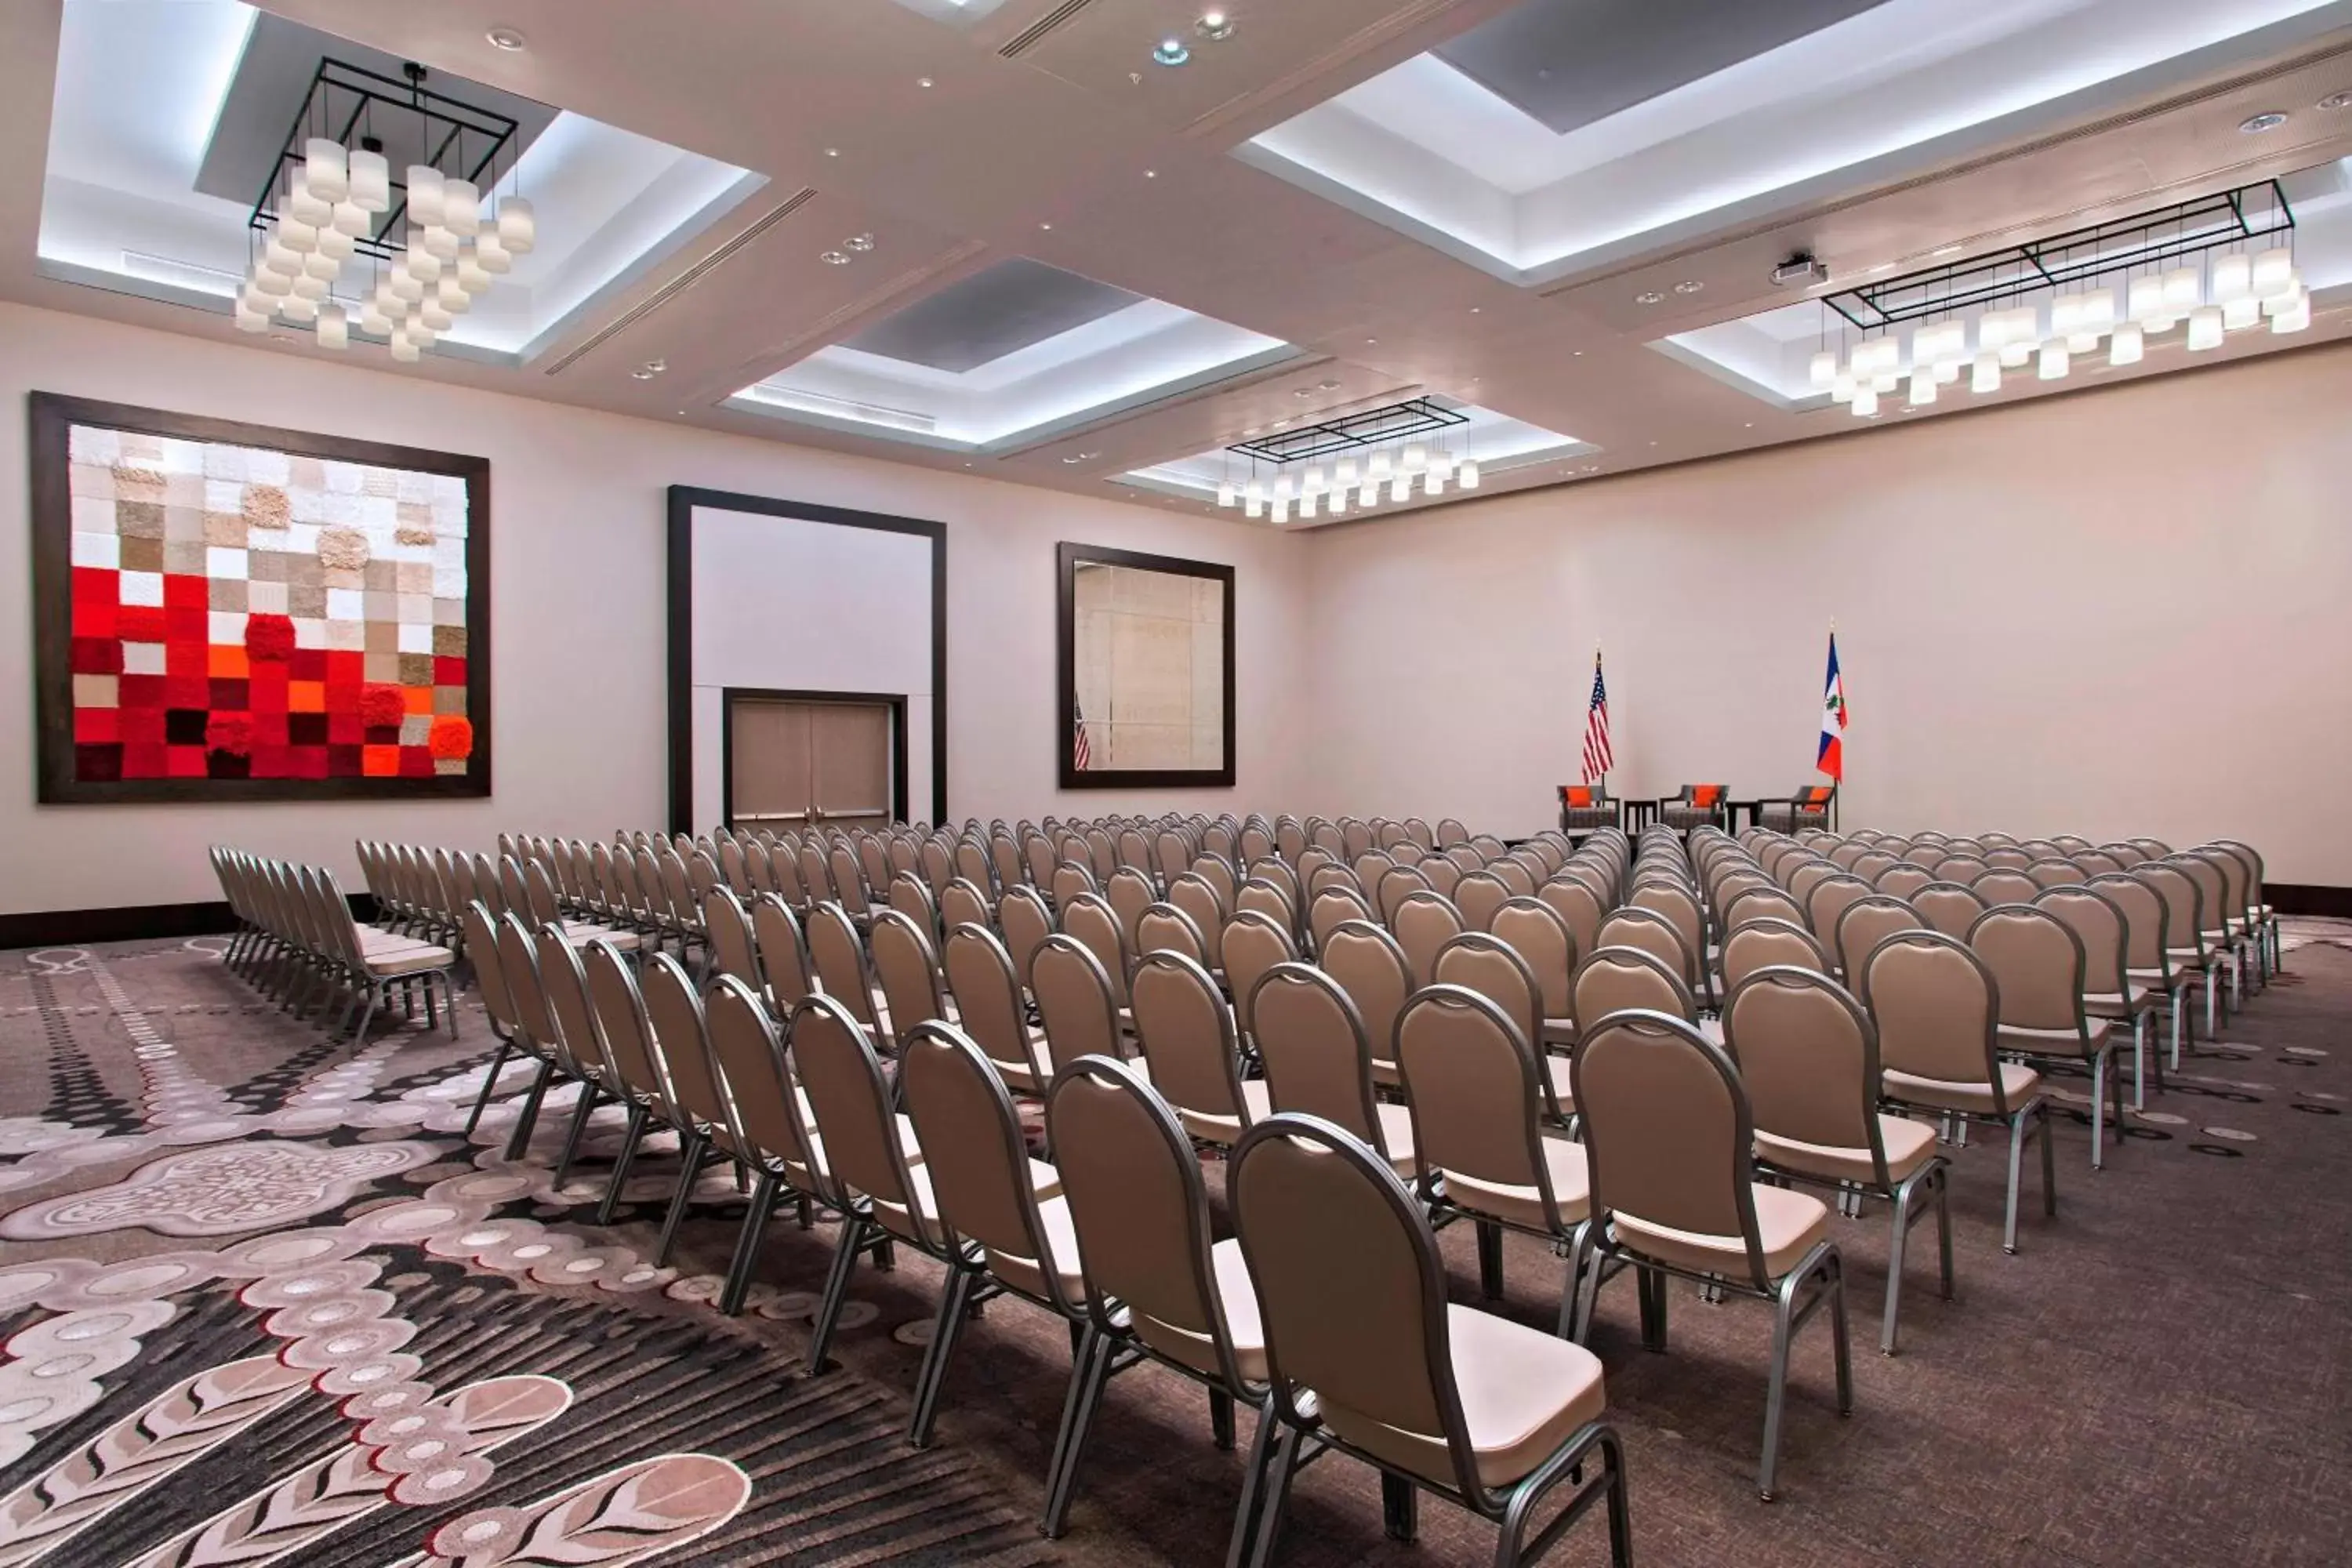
234,60,537,361
1810,180,2305,419
1211,397,1479,523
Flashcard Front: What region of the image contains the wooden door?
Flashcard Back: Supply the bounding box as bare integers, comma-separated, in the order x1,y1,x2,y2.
728,695,895,829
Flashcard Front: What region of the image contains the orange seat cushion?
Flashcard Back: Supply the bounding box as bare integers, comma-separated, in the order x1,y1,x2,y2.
1563,786,1594,808
1692,784,1725,808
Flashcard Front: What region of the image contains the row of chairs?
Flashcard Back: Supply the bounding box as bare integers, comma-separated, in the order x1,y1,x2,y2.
211,847,459,1040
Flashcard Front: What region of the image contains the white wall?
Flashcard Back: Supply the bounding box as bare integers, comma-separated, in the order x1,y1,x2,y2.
1300,341,2352,884
0,303,1312,916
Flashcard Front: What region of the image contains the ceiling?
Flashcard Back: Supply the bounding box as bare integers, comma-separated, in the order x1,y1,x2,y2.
5,0,2352,532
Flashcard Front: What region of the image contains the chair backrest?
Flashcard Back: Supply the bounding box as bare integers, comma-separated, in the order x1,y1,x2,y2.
1803,873,1872,952
1105,867,1158,949
1911,880,1988,938
639,952,732,1139
2087,872,2169,977
1221,910,1298,1043
1832,895,1926,980
1430,933,1541,1054
1031,933,1124,1078
989,884,1049,995
2034,885,2132,998
1229,1116,1482,1496
2169,853,2234,940
1451,872,1511,935
1062,892,1132,1007
532,925,612,1083
1874,863,1933,900
1375,865,1435,927
1627,881,1705,974
750,893,814,1006
1857,931,2013,1109
1390,891,1466,987
2133,862,2206,964
887,871,938,937
790,993,932,1245
1236,877,1298,941
1488,897,1577,1022
869,908,949,1052
1308,885,1377,956
582,938,677,1119
1719,916,1829,992
702,887,760,990
1971,869,2041,906
1167,875,1228,967
1592,906,1695,989
1574,1011,1774,1288
1249,962,1384,1149
1723,967,1889,1188
1571,945,1695,1025
1319,920,1414,1080
1135,902,1210,969
1537,876,1608,959
900,1022,1076,1310
1396,984,1566,1219
1967,904,2088,1036
805,902,879,1029
1131,950,1251,1141
1046,1058,1247,1388
703,975,811,1176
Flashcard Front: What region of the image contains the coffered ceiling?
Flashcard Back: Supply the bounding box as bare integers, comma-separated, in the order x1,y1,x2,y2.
4,0,2350,530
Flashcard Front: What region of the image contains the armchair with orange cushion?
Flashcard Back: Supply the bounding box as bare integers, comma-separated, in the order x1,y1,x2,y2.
1659,783,1729,833
1759,784,1837,833
1557,782,1622,837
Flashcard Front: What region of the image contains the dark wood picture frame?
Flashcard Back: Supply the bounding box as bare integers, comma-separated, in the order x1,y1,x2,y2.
719,685,910,831
667,486,947,834
28,392,492,804
1057,540,1236,790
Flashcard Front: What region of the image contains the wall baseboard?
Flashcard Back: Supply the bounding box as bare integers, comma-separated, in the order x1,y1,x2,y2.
2265,884,2352,919
0,894,383,951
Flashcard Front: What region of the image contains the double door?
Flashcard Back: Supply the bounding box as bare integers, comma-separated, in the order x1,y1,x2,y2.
728,694,896,829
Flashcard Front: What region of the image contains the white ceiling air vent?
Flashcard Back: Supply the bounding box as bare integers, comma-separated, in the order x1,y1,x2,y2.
999,0,1105,59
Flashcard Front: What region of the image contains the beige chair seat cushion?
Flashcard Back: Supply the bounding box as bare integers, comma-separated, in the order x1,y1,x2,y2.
899,1153,1065,1226
1757,1115,1936,1189
2127,966,2199,992
986,1193,1089,1305
1442,1133,1590,1230
2084,982,2154,1019
1176,1079,1273,1147
1325,1305,1607,1490
1370,1058,1403,1087
1544,1054,1577,1116
1613,1183,1828,1279
1997,1018,2112,1059
364,943,454,977
1372,1102,1420,1177
987,1035,1058,1094
794,1089,927,1168
558,920,641,950
1882,1060,2042,1116
1540,1017,1577,1050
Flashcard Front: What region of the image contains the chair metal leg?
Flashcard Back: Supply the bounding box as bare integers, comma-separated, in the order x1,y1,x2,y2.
1827,1253,1853,1417
596,1104,648,1225
804,1215,869,1375
1224,1396,1280,1568
1243,1425,1304,1568
1556,1223,1592,1341
1881,1178,1912,1356
2038,1101,2058,1218
1602,1428,1634,1568
1933,1165,1955,1301
2087,1051,2107,1171
1758,1272,1800,1501
908,1265,978,1448
1210,1388,1236,1452
2129,1014,2147,1111
1381,1472,1417,1543
553,1086,601,1192
1475,1219,1505,1301
1041,1326,1113,1537
719,1171,778,1316
654,1131,709,1267
2002,1109,2028,1255
503,1061,557,1161
462,1041,514,1137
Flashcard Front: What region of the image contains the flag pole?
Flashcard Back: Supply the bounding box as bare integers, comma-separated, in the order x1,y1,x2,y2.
1594,642,1605,800
1829,618,1840,832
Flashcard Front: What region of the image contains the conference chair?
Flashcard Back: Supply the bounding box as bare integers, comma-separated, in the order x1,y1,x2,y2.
1592,907,1699,1000
1392,891,1468,988
1222,911,1298,1059
1831,895,1926,985
2035,884,2160,1108
1719,917,1831,993
1319,920,1416,1090
1722,967,1952,1356
1910,880,1988,939
1490,896,1581,1052
807,901,889,1047
1249,963,1417,1175
1571,946,1698,1033
1229,1115,1632,1568
1968,906,2123,1166
1131,950,1265,1149
1308,884,1377,958
1859,932,2055,1254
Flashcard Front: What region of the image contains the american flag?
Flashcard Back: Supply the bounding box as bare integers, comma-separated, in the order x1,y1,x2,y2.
1072,699,1092,771
1581,650,1612,784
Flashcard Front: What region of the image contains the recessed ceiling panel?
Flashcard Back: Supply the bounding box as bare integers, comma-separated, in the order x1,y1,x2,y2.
193,13,558,215
1434,0,1893,136
841,258,1143,373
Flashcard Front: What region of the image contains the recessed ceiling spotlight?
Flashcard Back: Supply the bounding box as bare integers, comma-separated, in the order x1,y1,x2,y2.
1318,379,1340,390
824,147,841,158
820,249,851,265
1243,426,1261,436
1152,38,1192,67
1364,337,1377,345
631,368,655,380
1672,280,1703,294
917,76,935,89
2322,91,2352,111
1293,388,1312,398
2239,111,2289,132
644,359,666,373
1635,290,1664,304
1061,456,1085,465
1469,306,1481,314
1196,9,1235,41
845,233,874,252
1145,169,1158,179
486,26,526,51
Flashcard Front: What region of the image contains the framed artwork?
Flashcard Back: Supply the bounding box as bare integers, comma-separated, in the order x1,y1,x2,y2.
1056,541,1235,789
29,393,492,803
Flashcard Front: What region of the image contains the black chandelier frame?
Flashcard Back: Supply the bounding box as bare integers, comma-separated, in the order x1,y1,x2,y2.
1225,397,1469,466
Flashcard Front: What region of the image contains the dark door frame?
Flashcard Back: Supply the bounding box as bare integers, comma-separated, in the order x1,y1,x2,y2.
720,686,908,831
667,485,946,834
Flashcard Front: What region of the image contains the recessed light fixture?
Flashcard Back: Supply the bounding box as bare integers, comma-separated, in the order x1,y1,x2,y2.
1364,337,1377,345
1144,169,1158,179
1038,222,1053,231
1152,38,1191,67
642,359,665,374
631,368,655,380
824,147,841,158
1293,388,1312,398
2239,111,2289,133
917,76,935,89
1317,379,1340,390
1469,306,1481,314
819,249,850,265
1672,280,1704,295
2322,91,2352,111
1635,291,1664,304
486,26,526,51
845,233,874,252
1196,9,1235,41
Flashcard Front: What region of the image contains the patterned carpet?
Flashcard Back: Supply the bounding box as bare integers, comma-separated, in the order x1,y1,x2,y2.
2,924,2347,1567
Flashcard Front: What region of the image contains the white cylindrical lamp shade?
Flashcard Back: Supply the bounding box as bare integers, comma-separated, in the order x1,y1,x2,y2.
1809,350,1838,388
2271,293,2310,333
471,234,513,274
1851,385,1878,417
1970,352,2001,394
404,247,443,284
304,139,347,201
2107,321,2143,366
1907,369,1936,406
234,306,270,333
2223,296,2261,330
1457,459,1480,488
417,301,454,332
316,303,348,349
2250,248,2295,297
436,277,472,314
496,198,535,253
442,180,480,238
348,147,390,212
330,201,371,238
405,166,445,227
1215,481,1237,508
389,332,421,363
2212,254,2252,302
253,264,294,295
278,294,318,322
2185,306,2223,351
301,252,340,281
2160,267,2201,312
289,273,329,300
2038,339,2069,379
